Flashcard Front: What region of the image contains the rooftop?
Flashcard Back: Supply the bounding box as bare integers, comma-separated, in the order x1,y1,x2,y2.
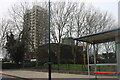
74,28,120,44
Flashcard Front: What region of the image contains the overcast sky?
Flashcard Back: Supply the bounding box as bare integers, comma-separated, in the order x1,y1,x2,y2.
0,0,119,21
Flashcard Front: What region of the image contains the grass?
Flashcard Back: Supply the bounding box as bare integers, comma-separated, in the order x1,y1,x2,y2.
96,66,117,72
52,64,88,71
32,64,117,72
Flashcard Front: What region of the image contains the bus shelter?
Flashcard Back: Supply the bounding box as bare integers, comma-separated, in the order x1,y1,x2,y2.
74,28,120,80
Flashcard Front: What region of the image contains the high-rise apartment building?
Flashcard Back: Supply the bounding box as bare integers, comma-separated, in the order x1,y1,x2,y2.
23,5,49,59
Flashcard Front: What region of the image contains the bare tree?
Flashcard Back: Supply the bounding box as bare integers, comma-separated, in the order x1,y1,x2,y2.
51,2,77,66
8,1,30,32
83,5,116,58
51,2,77,43
2,1,116,66
50,2,116,64
0,19,13,58
103,42,115,53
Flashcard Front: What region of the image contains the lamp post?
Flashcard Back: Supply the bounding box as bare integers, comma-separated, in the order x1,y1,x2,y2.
48,0,51,80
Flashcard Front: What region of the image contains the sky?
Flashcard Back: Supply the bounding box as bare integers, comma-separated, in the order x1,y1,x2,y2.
0,0,119,21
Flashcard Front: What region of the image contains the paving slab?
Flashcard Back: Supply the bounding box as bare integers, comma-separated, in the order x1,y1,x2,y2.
1,70,118,80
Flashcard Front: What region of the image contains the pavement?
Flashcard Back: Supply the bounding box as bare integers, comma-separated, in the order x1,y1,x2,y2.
1,69,118,80
2,74,23,80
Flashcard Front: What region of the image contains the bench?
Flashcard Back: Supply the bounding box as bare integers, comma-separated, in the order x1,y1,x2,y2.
94,72,120,74
93,72,120,80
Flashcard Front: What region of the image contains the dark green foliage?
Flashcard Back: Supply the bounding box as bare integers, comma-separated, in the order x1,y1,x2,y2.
5,32,25,64
23,62,36,68
2,63,22,69
13,42,25,64
102,52,116,63
37,43,84,64
90,52,116,64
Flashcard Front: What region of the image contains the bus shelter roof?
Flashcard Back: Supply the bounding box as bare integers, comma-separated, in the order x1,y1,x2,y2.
74,28,120,44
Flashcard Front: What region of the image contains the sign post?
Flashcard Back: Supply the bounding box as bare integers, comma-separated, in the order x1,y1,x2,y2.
117,1,120,80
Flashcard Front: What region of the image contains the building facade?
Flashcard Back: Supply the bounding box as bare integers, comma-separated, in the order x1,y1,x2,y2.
23,5,49,59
